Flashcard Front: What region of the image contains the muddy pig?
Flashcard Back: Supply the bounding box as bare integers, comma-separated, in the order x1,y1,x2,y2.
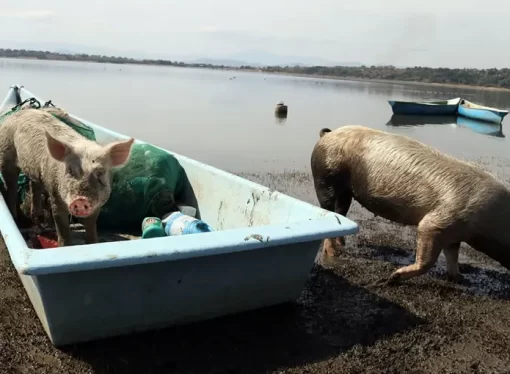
0,108,134,246
311,125,510,284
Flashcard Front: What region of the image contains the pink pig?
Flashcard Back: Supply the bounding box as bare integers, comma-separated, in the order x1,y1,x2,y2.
0,108,134,246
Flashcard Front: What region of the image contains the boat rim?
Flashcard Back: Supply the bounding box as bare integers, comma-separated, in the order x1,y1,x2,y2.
460,99,509,114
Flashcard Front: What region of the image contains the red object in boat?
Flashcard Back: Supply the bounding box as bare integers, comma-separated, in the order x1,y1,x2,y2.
37,235,59,249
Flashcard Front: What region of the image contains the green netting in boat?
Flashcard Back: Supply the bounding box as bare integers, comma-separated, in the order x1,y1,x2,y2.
97,143,185,230
49,111,96,141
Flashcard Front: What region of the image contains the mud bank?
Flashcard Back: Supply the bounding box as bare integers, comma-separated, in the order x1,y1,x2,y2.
0,165,509,373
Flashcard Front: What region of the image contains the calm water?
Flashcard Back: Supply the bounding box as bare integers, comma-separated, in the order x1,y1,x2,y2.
1,58,509,173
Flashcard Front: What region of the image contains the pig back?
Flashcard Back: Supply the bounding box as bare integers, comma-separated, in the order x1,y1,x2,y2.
9,109,85,182
343,128,499,224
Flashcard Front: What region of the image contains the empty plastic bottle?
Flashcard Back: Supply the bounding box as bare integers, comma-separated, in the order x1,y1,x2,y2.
162,211,213,236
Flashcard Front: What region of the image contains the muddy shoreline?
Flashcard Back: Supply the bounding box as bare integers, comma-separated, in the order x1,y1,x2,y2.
1,168,510,373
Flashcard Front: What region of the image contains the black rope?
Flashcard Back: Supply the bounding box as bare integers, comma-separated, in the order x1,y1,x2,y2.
43,100,55,108
9,97,41,112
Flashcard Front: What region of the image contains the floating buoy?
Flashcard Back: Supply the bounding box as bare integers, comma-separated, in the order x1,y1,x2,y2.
275,101,288,118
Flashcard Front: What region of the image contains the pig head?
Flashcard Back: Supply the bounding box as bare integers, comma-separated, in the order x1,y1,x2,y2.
45,129,134,218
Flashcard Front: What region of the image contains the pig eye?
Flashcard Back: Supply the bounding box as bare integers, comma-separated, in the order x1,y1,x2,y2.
95,169,106,186
67,166,76,178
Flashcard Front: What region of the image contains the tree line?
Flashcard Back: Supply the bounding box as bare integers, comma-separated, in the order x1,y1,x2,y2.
0,48,225,70
1,48,510,89
260,65,510,89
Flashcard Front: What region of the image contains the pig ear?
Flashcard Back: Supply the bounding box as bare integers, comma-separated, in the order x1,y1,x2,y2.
105,137,135,167
45,131,70,162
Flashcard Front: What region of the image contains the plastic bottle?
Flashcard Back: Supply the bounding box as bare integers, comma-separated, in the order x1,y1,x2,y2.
162,211,213,236
141,217,166,239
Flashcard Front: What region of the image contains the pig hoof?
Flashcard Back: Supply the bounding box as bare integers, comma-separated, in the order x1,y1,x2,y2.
383,273,402,286
323,239,340,257
33,215,45,228
371,274,399,287
446,273,464,284
367,279,386,288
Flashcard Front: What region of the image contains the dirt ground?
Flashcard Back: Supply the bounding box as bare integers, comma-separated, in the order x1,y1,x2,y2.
1,167,510,374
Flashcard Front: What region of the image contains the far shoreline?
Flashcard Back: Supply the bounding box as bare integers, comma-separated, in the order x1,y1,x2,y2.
251,70,510,93
2,55,510,93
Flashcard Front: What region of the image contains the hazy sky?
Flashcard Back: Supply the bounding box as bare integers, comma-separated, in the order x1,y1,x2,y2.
0,0,508,68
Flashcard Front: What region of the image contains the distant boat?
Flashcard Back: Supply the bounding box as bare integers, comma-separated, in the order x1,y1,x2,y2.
386,114,457,127
388,98,461,115
456,116,505,138
457,99,509,124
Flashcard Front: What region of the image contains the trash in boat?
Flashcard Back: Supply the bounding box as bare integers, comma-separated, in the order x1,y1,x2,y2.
162,211,214,236
37,234,59,249
141,217,166,239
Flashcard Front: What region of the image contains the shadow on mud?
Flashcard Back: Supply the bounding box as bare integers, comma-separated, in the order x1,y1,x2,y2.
61,265,423,374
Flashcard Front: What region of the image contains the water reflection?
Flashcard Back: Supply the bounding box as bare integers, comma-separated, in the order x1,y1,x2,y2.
274,111,288,125
456,116,504,138
386,114,505,138
386,114,457,126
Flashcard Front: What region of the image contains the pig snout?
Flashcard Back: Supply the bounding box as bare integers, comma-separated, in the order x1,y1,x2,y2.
68,196,94,217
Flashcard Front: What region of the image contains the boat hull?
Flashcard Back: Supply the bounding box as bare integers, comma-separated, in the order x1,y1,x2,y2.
388,98,460,115
0,85,359,346
458,101,509,124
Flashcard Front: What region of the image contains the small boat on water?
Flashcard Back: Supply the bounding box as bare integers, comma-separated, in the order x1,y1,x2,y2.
388,98,461,115
0,85,358,346
457,99,509,124
386,114,457,127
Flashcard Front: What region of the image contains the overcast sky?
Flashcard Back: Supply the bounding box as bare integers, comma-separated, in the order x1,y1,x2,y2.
0,0,508,68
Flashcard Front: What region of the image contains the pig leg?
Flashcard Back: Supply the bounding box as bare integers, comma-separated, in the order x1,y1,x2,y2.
315,182,337,256
50,197,73,246
82,209,100,244
30,180,45,227
3,167,20,221
384,218,442,284
443,242,462,282
334,187,353,247
315,176,352,257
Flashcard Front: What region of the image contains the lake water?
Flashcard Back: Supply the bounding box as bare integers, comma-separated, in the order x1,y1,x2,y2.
1,58,510,174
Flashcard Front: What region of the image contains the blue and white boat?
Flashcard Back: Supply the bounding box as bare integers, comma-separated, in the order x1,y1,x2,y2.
458,99,509,124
